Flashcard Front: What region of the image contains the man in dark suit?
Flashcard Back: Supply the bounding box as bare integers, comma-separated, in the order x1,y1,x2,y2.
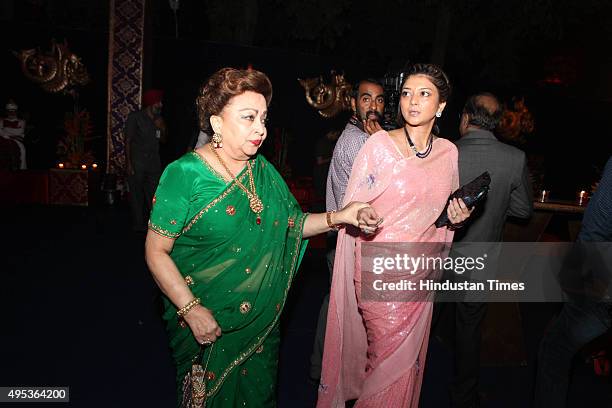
125,89,166,232
449,93,533,408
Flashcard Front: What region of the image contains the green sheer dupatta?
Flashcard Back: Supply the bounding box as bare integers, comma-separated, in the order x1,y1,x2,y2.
149,152,308,402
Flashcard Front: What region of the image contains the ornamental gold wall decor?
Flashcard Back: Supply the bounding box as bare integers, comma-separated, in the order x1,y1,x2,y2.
13,40,90,94
298,72,352,118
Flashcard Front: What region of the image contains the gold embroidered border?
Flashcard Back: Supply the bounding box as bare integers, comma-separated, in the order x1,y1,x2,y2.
148,221,181,239
206,212,307,398
190,151,228,182
191,151,255,184
181,184,237,235
181,155,255,235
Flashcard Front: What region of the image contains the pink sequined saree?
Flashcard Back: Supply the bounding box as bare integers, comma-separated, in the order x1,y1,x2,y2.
317,131,458,407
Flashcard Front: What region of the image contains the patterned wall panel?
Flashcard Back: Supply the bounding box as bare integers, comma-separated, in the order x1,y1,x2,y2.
106,0,146,179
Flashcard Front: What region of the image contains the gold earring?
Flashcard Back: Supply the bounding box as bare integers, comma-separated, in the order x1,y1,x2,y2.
212,132,223,148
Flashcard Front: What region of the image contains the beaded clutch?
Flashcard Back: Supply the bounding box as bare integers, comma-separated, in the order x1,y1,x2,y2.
180,345,208,408
434,171,491,228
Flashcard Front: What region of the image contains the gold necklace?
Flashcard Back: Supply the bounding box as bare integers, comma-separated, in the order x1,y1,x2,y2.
210,145,263,223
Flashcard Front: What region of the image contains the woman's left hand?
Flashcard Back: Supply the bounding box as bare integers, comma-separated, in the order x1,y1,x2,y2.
447,198,473,225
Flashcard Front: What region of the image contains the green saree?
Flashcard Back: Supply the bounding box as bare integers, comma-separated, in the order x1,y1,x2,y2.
148,151,308,407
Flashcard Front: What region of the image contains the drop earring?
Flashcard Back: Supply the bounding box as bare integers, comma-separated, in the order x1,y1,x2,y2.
212,132,223,149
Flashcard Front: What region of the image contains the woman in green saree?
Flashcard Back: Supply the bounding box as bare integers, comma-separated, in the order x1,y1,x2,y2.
145,68,380,407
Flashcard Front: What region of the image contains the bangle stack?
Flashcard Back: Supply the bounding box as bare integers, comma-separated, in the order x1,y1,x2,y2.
177,297,201,318
326,211,341,230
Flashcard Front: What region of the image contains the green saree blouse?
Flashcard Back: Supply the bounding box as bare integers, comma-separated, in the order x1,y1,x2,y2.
148,151,308,407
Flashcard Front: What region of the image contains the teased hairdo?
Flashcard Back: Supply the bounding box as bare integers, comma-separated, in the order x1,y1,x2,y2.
196,67,273,133
463,92,502,131
396,63,452,130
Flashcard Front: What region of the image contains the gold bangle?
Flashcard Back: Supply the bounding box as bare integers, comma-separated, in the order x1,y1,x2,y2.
326,211,341,230
177,297,201,317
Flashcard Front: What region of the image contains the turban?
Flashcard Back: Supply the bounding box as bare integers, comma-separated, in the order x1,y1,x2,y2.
142,89,163,107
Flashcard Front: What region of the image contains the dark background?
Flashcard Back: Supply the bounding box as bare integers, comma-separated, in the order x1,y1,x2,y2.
1,0,611,197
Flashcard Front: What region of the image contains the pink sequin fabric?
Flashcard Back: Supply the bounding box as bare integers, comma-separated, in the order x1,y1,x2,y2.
318,131,458,407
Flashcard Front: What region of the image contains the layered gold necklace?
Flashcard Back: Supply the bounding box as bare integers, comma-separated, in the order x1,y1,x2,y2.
210,145,263,224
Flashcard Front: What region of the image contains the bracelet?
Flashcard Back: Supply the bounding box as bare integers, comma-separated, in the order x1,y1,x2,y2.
176,297,201,317
448,220,467,231
326,211,341,230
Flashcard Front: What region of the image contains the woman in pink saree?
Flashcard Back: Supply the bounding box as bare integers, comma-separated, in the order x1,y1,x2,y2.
318,64,472,407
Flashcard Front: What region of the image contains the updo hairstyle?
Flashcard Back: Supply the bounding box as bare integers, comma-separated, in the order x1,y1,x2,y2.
396,63,452,129
196,67,273,133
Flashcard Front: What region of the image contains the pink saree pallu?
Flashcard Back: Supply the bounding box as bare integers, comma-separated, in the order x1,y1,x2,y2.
318,131,458,407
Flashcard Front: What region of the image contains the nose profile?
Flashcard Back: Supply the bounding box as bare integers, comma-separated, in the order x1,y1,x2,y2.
254,118,265,134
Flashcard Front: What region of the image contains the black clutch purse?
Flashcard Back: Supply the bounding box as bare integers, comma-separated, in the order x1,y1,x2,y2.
435,171,491,228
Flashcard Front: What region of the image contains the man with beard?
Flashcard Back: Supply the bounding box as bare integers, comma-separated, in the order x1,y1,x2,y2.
125,89,166,232
325,79,385,212
310,78,385,382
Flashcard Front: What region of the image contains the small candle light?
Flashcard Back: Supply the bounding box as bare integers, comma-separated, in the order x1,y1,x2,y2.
58,163,64,169
539,190,549,203
578,190,587,206
91,163,98,169
81,164,87,170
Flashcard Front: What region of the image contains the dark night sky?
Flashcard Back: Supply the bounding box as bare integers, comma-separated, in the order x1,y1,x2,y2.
1,0,611,196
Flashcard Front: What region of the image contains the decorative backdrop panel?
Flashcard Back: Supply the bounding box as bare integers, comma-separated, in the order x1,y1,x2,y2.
106,0,145,179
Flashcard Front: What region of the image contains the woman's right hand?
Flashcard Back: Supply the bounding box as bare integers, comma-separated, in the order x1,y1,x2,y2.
183,305,222,345
336,202,383,234
356,205,383,235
